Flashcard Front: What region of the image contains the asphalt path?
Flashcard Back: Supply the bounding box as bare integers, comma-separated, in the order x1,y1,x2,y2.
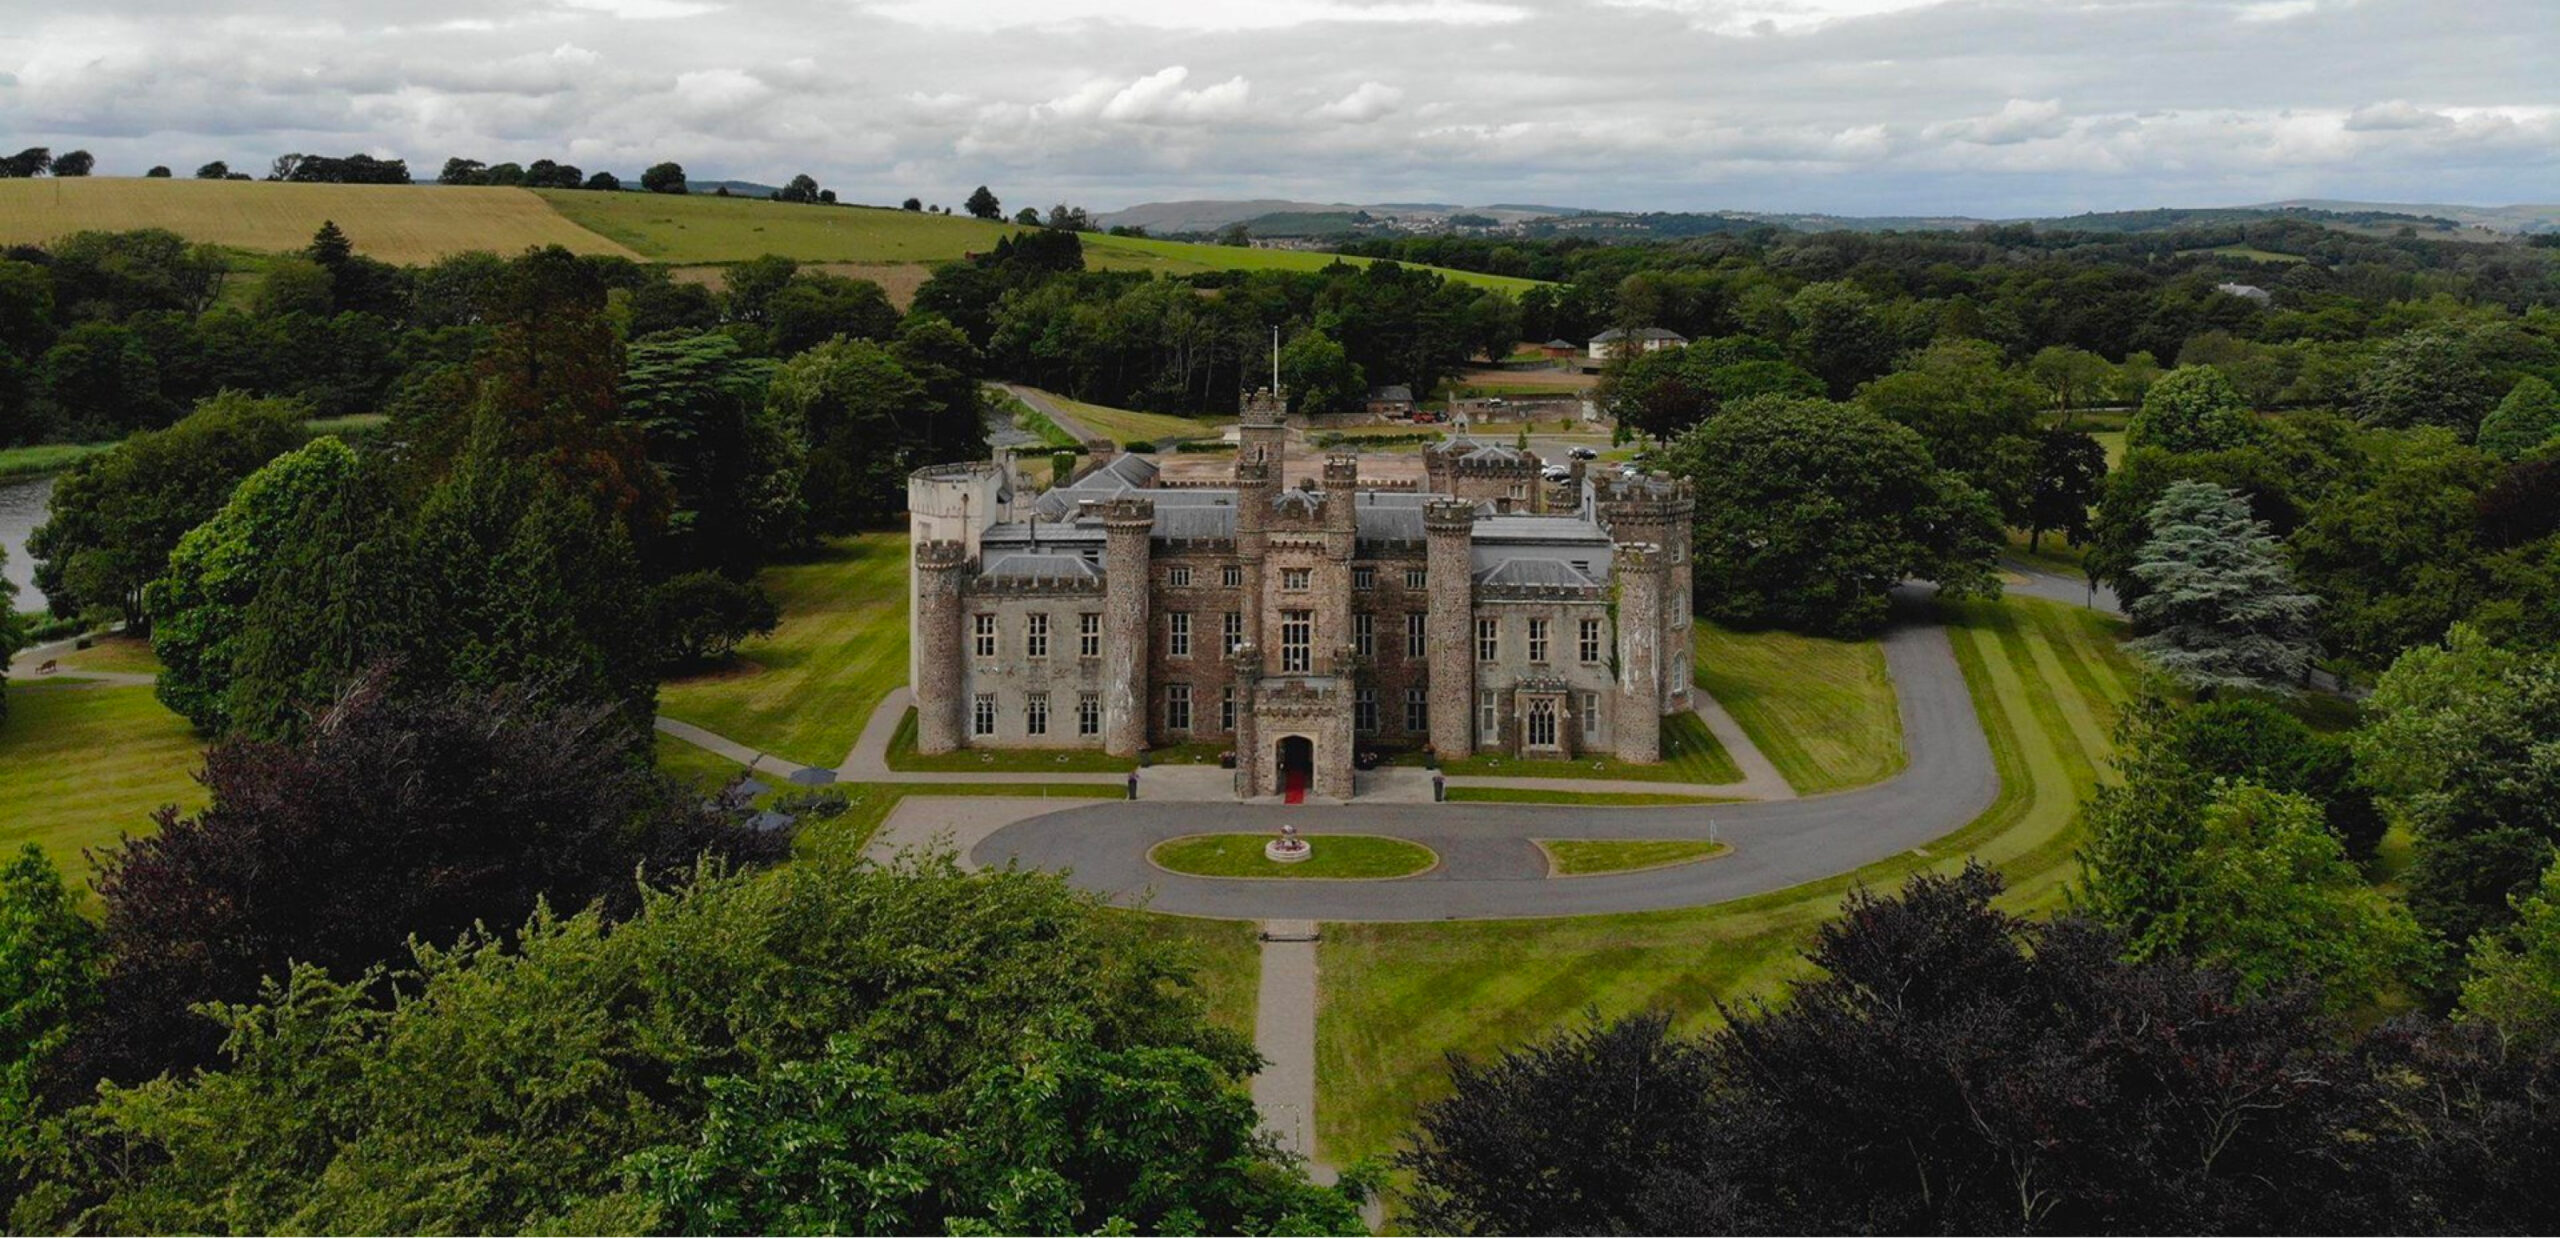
973,614,1997,921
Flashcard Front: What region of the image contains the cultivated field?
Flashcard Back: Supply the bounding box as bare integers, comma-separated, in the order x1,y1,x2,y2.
669,261,937,309
1081,232,1546,295
535,189,1017,264
0,179,637,264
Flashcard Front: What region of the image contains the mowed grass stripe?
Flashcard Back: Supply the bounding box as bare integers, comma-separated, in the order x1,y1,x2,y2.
656,533,911,767
0,179,636,264
1693,623,1902,794
1316,598,2137,1170
0,685,205,891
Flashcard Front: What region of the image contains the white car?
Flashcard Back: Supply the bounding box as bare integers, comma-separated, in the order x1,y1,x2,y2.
1542,464,1572,482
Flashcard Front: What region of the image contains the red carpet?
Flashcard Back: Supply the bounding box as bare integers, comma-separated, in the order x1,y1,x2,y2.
1283,767,1307,804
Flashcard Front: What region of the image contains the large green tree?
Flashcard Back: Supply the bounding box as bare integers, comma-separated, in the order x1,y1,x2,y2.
2459,855,2560,1047
2478,376,2560,461
1856,338,2045,524
28,391,307,627
0,846,100,1165
1278,328,1366,415
2126,364,2256,455
617,332,803,573
768,337,929,531
62,853,1360,1236
2124,479,2322,693
1664,396,2002,635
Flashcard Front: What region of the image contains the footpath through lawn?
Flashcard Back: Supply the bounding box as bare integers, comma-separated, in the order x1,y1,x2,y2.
1693,623,1902,794
656,533,911,767
1314,595,2136,1171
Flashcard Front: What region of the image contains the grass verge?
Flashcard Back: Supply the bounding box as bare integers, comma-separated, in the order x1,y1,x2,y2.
1445,788,1729,807
656,533,910,767
1151,833,1437,880
1432,712,1741,785
1538,839,1730,876
1694,623,1901,794
1315,595,2136,1171
0,684,204,889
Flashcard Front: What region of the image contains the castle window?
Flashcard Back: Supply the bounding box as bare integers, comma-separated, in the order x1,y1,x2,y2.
1476,618,1499,663
1078,693,1099,736
1405,687,1428,733
1406,613,1427,659
1222,564,1243,588
973,614,997,659
1282,567,1311,592
1166,684,1192,731
1168,612,1191,658
1581,691,1603,743
1356,688,1379,734
1406,568,1426,590
1223,611,1244,653
1353,566,1376,590
1478,690,1500,745
1353,613,1374,659
1167,566,1192,587
1221,685,1237,732
1025,613,1049,659
1528,618,1550,664
1281,611,1312,673
1580,617,1603,664
1527,698,1558,748
973,693,996,737
1026,692,1049,736
1079,613,1100,658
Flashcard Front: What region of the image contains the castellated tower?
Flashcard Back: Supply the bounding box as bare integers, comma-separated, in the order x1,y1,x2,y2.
1424,499,1478,759
1611,541,1666,763
912,539,971,755
1229,642,1266,797
1597,475,1699,711
1099,496,1156,757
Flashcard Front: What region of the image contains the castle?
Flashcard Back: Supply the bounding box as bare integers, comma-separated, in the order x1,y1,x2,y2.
907,390,1695,799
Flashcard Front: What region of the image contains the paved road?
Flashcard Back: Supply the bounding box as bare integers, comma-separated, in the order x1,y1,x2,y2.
972,616,1995,921
1000,383,1104,446
2001,557,2120,615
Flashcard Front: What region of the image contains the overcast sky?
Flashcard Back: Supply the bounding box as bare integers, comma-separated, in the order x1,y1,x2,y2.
4,0,2552,217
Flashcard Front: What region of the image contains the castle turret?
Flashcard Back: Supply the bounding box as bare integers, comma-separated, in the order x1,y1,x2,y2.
1425,499,1477,759
1230,642,1265,797
1099,497,1155,757
1321,453,1359,551
913,539,971,755
1611,541,1664,763
1597,475,1698,711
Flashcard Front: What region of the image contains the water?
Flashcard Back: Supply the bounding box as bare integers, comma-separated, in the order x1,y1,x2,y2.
0,475,52,612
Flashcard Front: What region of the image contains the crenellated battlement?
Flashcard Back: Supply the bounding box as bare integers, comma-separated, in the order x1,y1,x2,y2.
965,575,1106,598
916,539,971,569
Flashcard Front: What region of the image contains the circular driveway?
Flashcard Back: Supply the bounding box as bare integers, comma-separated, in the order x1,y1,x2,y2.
974,619,1997,921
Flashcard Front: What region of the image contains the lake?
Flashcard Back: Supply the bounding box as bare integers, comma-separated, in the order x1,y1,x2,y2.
0,475,52,611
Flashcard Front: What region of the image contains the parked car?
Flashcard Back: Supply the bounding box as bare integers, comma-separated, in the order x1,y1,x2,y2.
1542,464,1572,482
1568,446,1598,460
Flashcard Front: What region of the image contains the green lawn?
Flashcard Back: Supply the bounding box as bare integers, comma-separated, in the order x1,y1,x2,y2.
1315,595,2137,1168
0,440,112,480
1445,788,1728,807
656,533,910,767
0,684,204,888
1434,712,1742,785
51,633,163,677
1150,833,1438,880
1693,624,1902,794
885,708,1137,773
1539,839,1730,876
1112,910,1263,1039
1045,393,1226,447
536,190,1017,265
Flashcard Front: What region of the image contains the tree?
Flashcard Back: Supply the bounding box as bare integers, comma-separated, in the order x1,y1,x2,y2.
1403,864,2390,1235
303,220,352,269
67,852,1356,1235
1463,289,1522,363
192,160,229,180
2459,855,2560,1046
143,166,170,179
1855,338,2045,524
2357,626,2560,979
1399,1012,1712,1236
1787,280,1894,398
902,197,921,211
0,843,99,1118
72,672,785,1088
1013,206,1041,226
2164,697,2386,858
0,149,48,179
581,170,620,192
2355,325,2503,435
28,391,308,627
2128,364,2256,454
435,157,486,185
1277,329,1365,415
640,161,687,194
777,173,821,204
1044,203,1091,231
2287,428,2497,668
644,571,779,668
2029,344,2116,423
964,185,1001,221
2027,426,2107,552
2479,376,2560,461
2125,479,2321,693
764,272,899,357
768,338,929,531
1663,396,2003,635
617,332,804,572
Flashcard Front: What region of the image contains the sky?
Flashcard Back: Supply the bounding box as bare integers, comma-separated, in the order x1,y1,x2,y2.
3,0,2554,218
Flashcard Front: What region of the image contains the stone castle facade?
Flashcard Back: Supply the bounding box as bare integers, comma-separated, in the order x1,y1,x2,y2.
908,390,1695,798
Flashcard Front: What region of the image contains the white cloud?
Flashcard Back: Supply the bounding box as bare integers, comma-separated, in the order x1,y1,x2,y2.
1315,81,1404,123
1927,98,2072,145
2344,99,2447,131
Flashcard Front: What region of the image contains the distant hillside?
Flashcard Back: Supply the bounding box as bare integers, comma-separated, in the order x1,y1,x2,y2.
2253,199,2560,235
0,178,637,264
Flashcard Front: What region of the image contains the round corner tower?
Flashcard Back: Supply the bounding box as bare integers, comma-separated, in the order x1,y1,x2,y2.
1098,496,1156,757
1610,540,1665,763
912,538,972,755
